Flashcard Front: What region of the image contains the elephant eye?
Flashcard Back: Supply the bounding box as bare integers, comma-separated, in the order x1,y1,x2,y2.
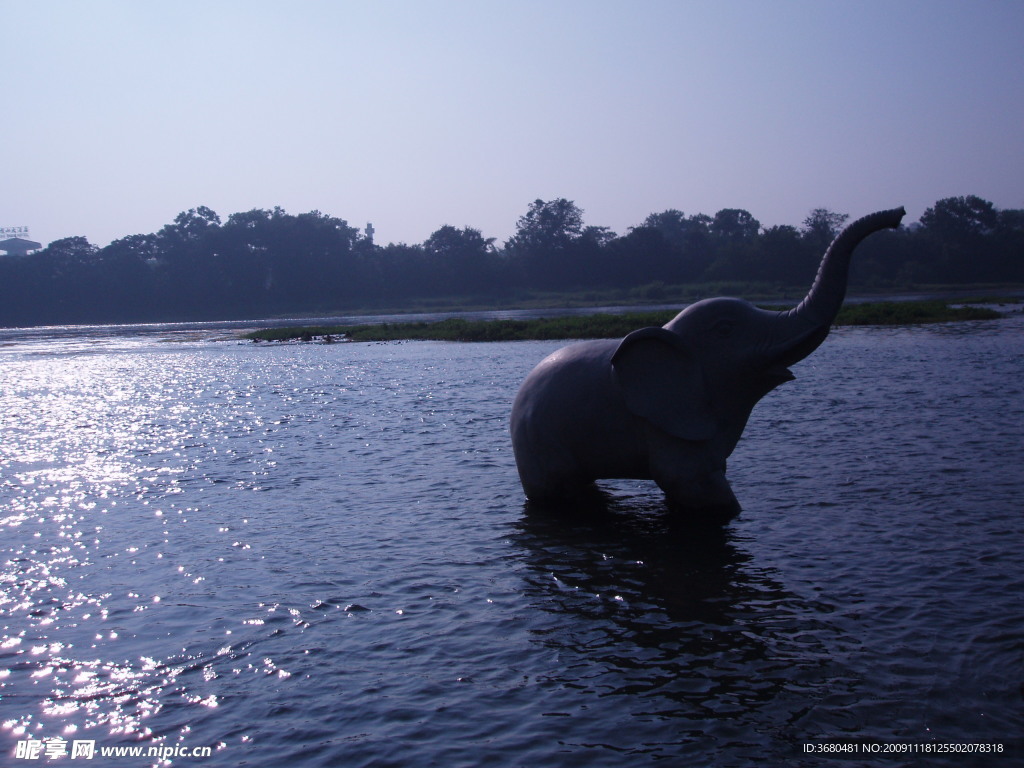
710,319,735,338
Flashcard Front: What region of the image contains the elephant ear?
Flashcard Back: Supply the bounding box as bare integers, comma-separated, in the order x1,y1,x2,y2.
611,327,716,442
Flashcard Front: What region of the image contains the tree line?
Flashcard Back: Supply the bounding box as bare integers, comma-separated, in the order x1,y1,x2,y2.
1,195,1021,327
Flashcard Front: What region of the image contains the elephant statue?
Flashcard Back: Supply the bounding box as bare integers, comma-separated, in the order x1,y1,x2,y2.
510,206,906,521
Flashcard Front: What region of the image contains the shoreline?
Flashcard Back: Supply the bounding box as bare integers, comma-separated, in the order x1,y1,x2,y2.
1,289,1018,344
242,299,1011,344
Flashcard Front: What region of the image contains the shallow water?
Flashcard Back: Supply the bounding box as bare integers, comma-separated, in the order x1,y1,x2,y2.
1,316,1022,766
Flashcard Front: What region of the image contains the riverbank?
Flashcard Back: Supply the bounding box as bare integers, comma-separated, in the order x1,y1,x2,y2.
242,299,1008,343
237,282,1024,321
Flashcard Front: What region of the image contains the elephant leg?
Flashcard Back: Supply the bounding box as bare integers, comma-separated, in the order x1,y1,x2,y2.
520,471,598,504
645,435,741,522
513,439,597,504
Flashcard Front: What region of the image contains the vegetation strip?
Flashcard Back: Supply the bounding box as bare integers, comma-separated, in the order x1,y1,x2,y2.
243,300,1003,343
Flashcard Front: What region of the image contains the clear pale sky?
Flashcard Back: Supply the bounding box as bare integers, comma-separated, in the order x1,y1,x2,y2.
3,0,1023,248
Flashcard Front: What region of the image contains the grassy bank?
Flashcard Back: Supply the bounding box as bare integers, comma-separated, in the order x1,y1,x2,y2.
242,300,1004,343
837,300,1003,325
256,282,1024,320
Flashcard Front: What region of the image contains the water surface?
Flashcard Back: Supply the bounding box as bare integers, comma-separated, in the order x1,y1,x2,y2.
1,316,1022,765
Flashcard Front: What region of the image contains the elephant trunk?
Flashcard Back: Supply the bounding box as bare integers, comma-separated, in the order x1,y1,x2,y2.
787,207,906,327
775,207,905,364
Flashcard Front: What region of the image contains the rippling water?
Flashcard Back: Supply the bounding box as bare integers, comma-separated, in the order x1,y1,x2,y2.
1,315,1022,766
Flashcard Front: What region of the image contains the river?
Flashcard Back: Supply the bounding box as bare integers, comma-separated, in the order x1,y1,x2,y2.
1,313,1021,766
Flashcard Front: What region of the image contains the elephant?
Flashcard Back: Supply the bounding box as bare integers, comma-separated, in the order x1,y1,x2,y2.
510,206,906,521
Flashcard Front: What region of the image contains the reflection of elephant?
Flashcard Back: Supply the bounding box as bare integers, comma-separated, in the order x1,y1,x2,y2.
510,207,905,520
510,496,848,757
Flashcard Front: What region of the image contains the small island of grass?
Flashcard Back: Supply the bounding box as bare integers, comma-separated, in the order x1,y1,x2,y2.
241,299,1004,344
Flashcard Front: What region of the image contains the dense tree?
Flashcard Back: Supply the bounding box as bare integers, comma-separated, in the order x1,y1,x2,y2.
641,210,688,249
506,198,586,289
634,210,713,282
710,209,760,243
579,225,616,249
606,226,674,286
1,195,1019,328
920,195,998,237
370,242,428,300
758,224,806,284
919,196,1004,282
43,235,101,262
507,198,584,253
703,209,762,280
993,209,1024,282
422,225,497,295
801,208,850,252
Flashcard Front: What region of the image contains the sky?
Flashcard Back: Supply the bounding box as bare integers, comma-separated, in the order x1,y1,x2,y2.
2,0,1023,249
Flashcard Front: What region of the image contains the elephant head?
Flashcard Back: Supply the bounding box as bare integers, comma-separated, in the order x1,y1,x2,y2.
510,207,905,520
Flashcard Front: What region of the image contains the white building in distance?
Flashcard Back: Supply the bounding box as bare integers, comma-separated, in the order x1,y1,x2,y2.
0,226,42,256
